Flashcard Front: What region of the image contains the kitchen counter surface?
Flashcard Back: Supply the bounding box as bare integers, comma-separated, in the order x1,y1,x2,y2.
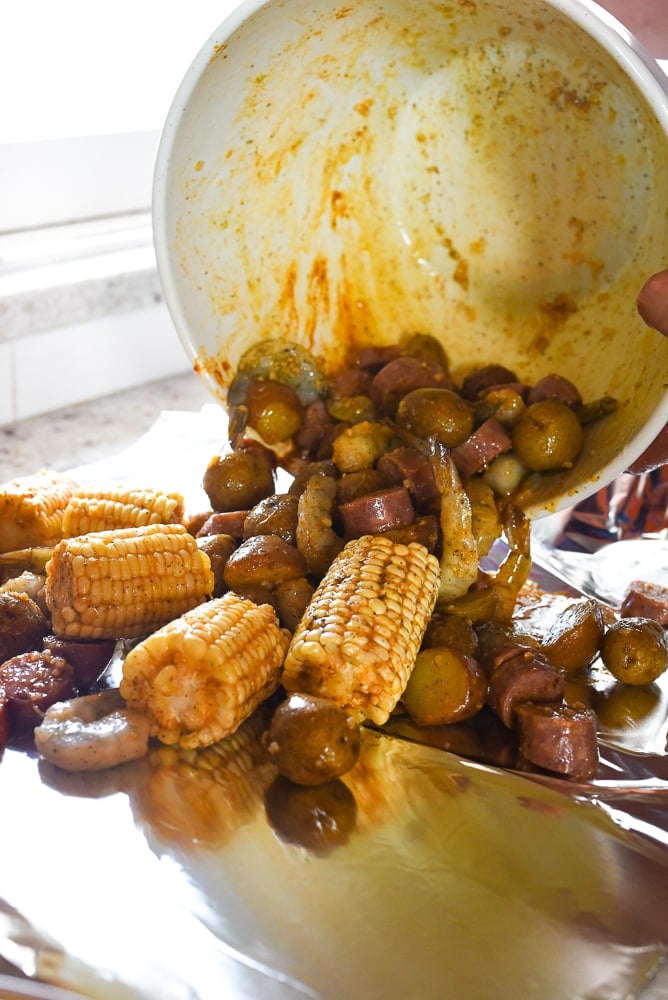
0,371,213,483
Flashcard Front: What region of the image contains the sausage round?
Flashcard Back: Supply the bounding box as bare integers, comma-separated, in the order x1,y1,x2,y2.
339,486,415,539
0,650,76,736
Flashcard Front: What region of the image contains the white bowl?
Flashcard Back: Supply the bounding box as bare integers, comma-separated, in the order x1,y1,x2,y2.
153,0,668,517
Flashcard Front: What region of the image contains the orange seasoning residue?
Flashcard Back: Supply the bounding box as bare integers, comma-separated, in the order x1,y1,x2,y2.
453,258,469,291
308,256,331,315
354,98,374,117
539,293,578,323
330,189,350,225
278,264,300,338
568,216,586,243
547,78,605,113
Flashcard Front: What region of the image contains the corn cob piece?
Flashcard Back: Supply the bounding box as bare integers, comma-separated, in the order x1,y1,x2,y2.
282,534,440,726
45,523,214,640
0,472,77,553
62,486,184,537
120,592,289,750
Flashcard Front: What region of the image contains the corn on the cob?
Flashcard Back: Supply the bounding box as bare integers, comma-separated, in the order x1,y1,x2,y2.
45,523,214,639
62,486,184,537
120,592,289,750
282,534,440,725
0,473,77,553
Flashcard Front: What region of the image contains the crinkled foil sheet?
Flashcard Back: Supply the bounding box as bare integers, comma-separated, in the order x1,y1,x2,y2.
0,407,666,1000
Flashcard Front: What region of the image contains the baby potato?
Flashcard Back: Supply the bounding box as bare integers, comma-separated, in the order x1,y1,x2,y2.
600,617,668,686
266,693,361,785
401,332,450,370
402,647,486,726
245,378,304,444
196,533,237,597
511,399,584,471
203,446,275,512
396,388,474,447
243,493,299,545
540,598,605,673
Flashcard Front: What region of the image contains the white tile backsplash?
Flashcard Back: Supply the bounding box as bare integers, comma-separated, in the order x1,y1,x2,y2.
1,216,196,427
11,303,190,423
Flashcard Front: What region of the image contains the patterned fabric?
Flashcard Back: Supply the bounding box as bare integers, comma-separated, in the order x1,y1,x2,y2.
553,467,668,552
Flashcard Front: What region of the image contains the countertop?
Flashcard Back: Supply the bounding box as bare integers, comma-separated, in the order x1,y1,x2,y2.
0,371,213,484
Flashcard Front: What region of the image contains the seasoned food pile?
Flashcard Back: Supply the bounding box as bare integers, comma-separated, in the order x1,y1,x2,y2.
0,336,666,793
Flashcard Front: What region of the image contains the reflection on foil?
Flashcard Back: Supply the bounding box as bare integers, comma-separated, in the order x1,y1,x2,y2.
127,707,276,851
264,776,357,855
126,731,668,1000
3,720,668,998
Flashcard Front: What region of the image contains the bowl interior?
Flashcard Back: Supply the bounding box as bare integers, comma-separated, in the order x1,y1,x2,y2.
154,0,668,516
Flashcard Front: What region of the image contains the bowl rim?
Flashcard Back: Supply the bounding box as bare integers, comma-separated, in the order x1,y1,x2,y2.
151,0,668,518
153,0,668,257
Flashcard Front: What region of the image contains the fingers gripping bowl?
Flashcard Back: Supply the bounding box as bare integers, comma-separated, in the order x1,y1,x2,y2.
153,0,668,517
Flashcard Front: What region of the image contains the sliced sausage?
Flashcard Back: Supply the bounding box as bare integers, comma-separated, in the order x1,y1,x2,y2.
477,634,540,675
527,374,583,408
516,701,598,781
339,486,416,539
42,635,116,690
486,650,565,728
0,650,76,736
377,446,439,510
230,583,279,611
620,580,668,625
197,510,249,540
452,417,513,479
184,511,214,536
329,366,374,397
357,345,402,371
370,357,454,416
462,364,517,400
293,399,336,457
0,592,48,662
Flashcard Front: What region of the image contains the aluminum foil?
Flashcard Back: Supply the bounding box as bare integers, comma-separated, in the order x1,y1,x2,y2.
0,407,666,1000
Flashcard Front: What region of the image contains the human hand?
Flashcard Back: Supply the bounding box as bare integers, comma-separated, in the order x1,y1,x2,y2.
625,268,668,474
595,1,668,60
637,268,668,337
